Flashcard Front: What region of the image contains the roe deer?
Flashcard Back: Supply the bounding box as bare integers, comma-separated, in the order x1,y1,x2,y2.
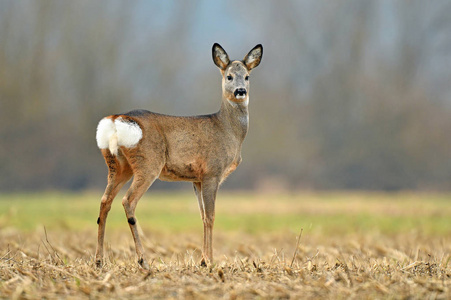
95,43,263,269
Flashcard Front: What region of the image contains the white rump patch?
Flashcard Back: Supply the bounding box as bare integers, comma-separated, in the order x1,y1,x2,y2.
115,117,143,148
96,118,116,149
96,117,143,155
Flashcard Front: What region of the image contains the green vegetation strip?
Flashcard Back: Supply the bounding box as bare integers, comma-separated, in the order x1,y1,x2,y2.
0,191,450,235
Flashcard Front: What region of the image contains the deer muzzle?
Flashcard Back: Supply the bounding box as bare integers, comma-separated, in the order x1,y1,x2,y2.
234,88,247,99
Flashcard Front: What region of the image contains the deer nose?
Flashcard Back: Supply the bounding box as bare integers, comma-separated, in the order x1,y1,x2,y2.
234,88,247,98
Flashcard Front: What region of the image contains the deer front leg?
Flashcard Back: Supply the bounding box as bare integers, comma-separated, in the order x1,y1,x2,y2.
199,179,219,265
193,182,204,222
193,182,206,265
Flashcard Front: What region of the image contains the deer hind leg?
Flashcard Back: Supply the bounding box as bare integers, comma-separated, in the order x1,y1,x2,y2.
197,179,219,265
122,173,157,270
96,149,133,268
121,149,164,270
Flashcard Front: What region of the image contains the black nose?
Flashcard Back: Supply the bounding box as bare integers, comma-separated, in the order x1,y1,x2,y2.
234,88,247,97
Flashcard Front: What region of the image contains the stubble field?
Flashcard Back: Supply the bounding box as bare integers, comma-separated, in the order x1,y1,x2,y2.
1,191,451,299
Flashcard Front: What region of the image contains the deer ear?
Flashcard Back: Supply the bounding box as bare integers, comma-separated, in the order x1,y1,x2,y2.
212,43,230,71
243,44,263,71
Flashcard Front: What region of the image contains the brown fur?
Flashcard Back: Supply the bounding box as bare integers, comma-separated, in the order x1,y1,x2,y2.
95,43,263,270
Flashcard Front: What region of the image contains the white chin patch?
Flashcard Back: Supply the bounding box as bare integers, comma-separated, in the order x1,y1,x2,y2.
236,95,246,100
228,97,249,107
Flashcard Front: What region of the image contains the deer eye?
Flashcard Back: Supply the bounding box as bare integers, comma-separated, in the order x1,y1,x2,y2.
245,75,249,81
227,75,233,81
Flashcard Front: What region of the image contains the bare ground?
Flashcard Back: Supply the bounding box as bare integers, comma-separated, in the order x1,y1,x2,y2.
1,227,450,299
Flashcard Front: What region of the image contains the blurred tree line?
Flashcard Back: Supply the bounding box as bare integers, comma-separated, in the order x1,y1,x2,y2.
1,0,450,191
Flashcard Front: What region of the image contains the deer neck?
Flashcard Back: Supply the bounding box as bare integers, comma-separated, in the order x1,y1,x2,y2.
218,97,249,141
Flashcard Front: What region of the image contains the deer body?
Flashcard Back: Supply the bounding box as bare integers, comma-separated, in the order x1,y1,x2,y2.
95,43,262,270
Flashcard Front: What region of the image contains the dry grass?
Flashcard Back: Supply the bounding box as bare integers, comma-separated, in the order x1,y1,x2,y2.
1,228,451,299
1,192,451,299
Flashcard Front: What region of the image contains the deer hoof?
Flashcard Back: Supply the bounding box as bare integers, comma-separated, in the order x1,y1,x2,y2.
138,258,150,270
95,259,103,268
200,258,207,267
